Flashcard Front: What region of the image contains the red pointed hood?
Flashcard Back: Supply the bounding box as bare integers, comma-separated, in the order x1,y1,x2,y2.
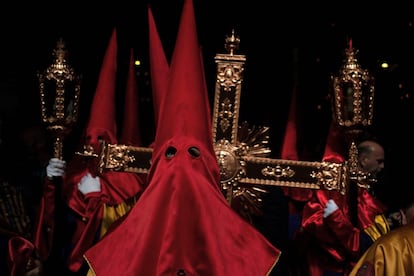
62,45,145,272
64,28,120,206
148,5,169,129
63,32,144,259
152,0,214,157
120,48,141,146
322,121,346,163
85,28,118,152
281,87,299,160
281,86,313,202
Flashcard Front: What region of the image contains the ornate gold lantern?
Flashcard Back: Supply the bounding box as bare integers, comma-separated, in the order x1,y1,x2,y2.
331,40,375,136
38,38,81,159
331,40,375,184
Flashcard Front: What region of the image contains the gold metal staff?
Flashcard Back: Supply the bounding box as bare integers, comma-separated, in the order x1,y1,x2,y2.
38,38,81,159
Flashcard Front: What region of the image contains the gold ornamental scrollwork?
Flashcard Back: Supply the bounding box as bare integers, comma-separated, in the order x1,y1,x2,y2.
216,63,244,134
262,165,295,179
98,141,153,174
217,64,244,90
103,144,136,171
218,98,233,133
311,162,347,195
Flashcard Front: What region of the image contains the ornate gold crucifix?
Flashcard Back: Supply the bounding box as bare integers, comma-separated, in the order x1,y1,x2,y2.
95,32,375,221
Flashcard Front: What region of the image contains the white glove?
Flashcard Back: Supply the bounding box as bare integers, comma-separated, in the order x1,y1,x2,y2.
46,158,66,178
323,199,339,218
77,173,101,195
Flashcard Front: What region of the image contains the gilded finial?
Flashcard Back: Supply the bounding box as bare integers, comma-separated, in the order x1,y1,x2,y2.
343,39,359,72
225,29,240,56
54,38,67,61
47,38,74,78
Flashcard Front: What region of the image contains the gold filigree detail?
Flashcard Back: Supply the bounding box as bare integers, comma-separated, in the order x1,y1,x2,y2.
218,98,233,133
311,161,346,194
97,141,153,174
75,145,99,158
217,64,243,90
104,144,136,171
262,165,295,179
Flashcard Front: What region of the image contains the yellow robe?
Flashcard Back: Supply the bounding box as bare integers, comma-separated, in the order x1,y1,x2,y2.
350,222,414,276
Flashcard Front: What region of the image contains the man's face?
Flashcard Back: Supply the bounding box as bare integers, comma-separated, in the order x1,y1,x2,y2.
360,145,385,176
363,155,384,175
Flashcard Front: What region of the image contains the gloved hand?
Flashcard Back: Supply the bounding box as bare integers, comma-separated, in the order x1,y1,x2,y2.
323,199,339,218
77,173,101,195
46,158,66,179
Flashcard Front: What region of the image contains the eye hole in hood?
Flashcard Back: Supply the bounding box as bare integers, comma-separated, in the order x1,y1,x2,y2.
165,146,177,158
188,146,200,157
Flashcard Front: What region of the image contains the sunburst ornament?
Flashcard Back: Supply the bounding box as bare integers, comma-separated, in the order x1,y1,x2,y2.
215,121,271,222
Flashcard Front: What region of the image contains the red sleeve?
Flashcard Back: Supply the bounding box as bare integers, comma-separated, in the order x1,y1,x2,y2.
324,208,360,255
67,192,103,272
7,236,37,276
301,190,360,262
32,177,55,261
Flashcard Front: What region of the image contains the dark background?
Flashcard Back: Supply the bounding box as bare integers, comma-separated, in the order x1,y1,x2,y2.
1,2,413,274
1,1,413,207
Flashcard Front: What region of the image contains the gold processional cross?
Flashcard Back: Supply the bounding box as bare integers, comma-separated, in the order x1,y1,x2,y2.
96,31,363,221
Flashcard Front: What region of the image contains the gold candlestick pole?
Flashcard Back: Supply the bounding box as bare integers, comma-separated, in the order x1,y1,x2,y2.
38,38,81,159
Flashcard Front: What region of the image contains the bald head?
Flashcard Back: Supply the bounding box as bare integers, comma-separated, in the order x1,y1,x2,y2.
357,140,385,175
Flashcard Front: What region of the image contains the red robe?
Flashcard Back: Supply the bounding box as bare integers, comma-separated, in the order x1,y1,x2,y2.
85,136,280,275
300,188,387,275
33,157,145,272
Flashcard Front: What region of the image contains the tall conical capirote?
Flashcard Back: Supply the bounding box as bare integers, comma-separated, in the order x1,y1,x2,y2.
120,48,141,146
85,28,118,152
152,0,213,156
148,5,169,129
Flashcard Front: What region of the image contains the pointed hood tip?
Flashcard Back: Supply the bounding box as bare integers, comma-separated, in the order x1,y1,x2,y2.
86,28,118,150
148,5,170,130
154,0,212,151
281,87,299,160
322,121,346,163
120,48,142,146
